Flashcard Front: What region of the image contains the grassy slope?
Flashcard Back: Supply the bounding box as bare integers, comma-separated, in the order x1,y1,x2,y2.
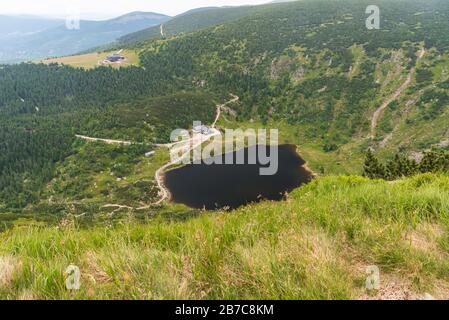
218,119,366,175
1,174,449,299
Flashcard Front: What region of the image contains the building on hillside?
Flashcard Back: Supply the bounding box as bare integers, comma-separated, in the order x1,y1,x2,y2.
192,125,212,135
104,54,125,63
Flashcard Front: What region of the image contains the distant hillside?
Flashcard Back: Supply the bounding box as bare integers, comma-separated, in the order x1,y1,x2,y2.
0,12,170,63
117,5,268,46
0,15,63,38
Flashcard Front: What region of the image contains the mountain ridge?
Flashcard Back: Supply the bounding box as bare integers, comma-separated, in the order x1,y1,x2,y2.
116,4,270,46
0,11,171,63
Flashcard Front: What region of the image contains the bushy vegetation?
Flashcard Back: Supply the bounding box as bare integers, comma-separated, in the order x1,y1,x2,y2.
135,0,449,150
364,149,449,180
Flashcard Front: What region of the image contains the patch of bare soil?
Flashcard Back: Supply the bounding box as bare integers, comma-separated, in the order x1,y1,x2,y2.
0,256,21,288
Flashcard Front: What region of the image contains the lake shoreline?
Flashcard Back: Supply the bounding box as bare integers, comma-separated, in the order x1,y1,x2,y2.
164,144,314,210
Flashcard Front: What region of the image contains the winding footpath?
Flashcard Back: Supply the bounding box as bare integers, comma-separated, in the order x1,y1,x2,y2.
75,135,135,145
75,95,240,208
146,129,222,207
76,95,239,211
160,24,165,37
145,94,239,207
212,94,240,128
370,48,426,139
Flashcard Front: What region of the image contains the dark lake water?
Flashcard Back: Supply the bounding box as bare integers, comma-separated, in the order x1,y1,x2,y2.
164,144,314,210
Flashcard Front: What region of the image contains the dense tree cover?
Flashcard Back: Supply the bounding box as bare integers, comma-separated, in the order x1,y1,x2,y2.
0,116,76,209
1,0,449,213
77,92,216,143
0,51,213,212
364,149,449,180
0,63,179,116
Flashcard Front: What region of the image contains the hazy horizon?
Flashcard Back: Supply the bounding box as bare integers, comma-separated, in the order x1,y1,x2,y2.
0,0,271,20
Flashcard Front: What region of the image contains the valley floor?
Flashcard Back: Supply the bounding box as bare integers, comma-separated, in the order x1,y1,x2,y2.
1,174,449,300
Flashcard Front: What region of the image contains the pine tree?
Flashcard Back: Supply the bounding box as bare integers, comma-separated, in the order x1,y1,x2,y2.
419,150,449,173
385,154,417,180
363,149,386,179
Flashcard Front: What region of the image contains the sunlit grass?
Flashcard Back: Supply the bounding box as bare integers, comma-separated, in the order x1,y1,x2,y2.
1,174,448,299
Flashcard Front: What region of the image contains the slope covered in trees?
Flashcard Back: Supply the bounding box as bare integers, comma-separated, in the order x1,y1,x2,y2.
135,0,449,132
117,5,265,46
1,0,449,215
0,64,216,210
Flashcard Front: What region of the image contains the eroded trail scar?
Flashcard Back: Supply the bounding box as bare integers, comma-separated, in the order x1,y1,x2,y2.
212,94,239,128
370,48,426,139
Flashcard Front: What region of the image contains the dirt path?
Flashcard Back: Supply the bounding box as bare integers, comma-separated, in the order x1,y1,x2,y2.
212,106,221,128
212,94,239,128
370,49,425,139
160,24,165,37
81,95,239,211
143,94,239,207
75,135,135,145
145,129,222,207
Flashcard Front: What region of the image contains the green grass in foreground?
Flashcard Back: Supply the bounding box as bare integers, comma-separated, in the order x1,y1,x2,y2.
1,174,449,300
